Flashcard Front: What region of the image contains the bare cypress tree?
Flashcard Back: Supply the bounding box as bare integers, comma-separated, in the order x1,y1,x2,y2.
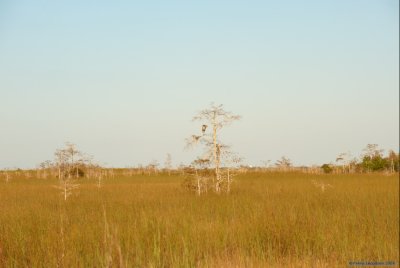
191,158,212,195
146,160,159,175
54,174,80,201
4,168,10,183
164,153,172,176
54,143,80,201
387,150,397,173
54,149,68,180
275,156,292,171
335,151,353,173
223,153,242,193
186,103,241,193
64,142,81,178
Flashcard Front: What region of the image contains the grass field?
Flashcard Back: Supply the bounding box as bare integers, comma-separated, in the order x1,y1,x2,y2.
0,172,398,267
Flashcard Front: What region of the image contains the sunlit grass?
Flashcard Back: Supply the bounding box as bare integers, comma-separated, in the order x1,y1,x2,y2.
0,172,398,267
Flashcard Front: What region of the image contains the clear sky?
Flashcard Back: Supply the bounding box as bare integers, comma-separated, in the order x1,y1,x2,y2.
0,0,398,169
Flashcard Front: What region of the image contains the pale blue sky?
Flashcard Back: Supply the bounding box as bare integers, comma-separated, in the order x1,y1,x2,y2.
0,0,398,168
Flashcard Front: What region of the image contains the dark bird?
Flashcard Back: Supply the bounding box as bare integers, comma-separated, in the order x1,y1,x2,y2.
202,124,208,134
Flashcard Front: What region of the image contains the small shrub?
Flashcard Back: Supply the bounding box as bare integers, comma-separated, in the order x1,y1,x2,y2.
321,164,333,173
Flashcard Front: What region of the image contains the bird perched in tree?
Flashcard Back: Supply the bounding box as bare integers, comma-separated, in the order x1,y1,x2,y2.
202,124,208,134
192,135,201,142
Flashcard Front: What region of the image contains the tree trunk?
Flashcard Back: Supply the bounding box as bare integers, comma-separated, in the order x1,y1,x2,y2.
213,112,218,187
64,181,67,201
212,111,221,193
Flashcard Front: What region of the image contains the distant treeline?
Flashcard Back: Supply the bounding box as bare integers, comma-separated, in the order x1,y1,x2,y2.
320,144,399,174
0,144,398,179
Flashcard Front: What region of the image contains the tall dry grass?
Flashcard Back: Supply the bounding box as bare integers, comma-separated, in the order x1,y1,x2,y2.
0,172,398,267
